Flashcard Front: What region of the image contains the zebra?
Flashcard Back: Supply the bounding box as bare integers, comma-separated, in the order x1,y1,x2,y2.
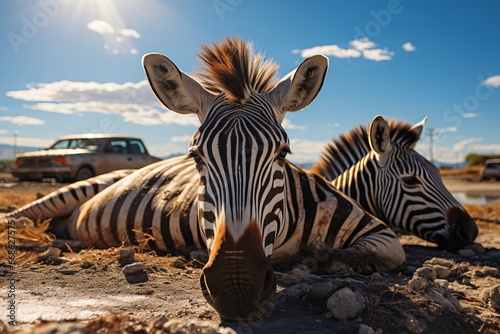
0,38,405,320
310,115,478,251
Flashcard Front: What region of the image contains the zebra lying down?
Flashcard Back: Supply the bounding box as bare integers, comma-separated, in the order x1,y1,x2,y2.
1,37,405,320
310,116,478,251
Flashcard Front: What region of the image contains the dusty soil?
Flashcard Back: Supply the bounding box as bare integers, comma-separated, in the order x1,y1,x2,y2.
0,175,499,333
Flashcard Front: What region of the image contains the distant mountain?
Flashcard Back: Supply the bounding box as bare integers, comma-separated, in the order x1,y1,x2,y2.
0,144,43,161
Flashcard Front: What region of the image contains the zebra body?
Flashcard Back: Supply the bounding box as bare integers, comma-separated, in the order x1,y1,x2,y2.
311,115,478,250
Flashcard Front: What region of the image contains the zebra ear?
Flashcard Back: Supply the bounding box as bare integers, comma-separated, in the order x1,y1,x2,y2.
369,115,392,159
267,54,328,122
408,116,428,149
143,53,217,123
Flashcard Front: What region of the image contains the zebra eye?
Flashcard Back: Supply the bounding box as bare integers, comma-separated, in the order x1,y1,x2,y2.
277,146,291,162
402,176,419,187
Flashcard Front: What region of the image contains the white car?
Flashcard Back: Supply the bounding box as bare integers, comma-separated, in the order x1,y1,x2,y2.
11,134,161,182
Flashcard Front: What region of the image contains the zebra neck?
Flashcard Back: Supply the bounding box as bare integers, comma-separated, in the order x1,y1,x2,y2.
331,155,380,218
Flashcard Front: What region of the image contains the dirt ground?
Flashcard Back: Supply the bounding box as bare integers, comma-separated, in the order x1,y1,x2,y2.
0,175,500,333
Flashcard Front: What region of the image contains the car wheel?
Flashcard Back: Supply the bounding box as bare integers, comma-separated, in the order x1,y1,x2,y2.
75,167,94,181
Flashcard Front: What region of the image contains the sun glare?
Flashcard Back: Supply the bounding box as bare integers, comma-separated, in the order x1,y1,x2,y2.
67,0,142,55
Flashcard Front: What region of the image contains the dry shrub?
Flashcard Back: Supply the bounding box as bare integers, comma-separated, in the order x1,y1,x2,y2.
464,201,500,222
0,217,54,265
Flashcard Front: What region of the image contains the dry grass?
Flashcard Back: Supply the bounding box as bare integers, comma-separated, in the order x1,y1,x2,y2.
439,166,482,178
0,185,59,210
0,217,55,265
464,201,500,222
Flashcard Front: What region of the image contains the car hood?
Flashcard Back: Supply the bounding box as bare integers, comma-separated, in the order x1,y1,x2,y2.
16,148,94,157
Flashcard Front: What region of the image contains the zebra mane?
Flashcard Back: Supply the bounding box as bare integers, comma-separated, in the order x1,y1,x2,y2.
311,119,421,179
194,37,280,104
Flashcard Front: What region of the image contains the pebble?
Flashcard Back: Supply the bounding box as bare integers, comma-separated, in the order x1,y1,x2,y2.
122,262,146,275
466,243,485,254
370,272,383,281
423,258,453,269
358,324,382,334
326,287,366,320
119,247,136,264
432,265,450,279
408,277,429,292
309,281,335,299
458,249,474,258
415,267,437,281
162,319,237,334
480,285,500,312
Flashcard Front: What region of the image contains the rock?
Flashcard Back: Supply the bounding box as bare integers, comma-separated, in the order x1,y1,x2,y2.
122,262,146,275
119,247,135,264
458,249,474,258
423,258,453,269
408,277,430,292
432,265,450,279
415,267,437,281
326,287,366,320
480,285,500,312
370,272,383,281
162,319,237,334
309,281,336,299
358,324,382,334
290,267,310,279
81,261,94,269
466,243,485,254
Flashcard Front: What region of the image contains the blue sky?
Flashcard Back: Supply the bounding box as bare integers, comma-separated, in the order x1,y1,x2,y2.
1,0,499,164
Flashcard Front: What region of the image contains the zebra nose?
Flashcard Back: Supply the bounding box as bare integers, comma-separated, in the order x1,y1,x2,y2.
438,207,478,251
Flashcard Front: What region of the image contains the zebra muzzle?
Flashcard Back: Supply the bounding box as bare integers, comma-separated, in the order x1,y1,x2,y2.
199,221,276,320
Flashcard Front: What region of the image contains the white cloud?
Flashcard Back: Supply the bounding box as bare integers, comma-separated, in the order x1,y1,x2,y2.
0,106,8,112
86,20,115,35
350,38,376,51
288,138,326,164
297,38,394,62
402,42,416,52
452,137,483,152
171,135,193,143
282,119,306,130
362,48,394,61
6,80,200,127
482,75,500,88
0,116,45,126
434,126,457,134
300,44,361,59
120,28,141,38
462,112,479,118
0,129,8,135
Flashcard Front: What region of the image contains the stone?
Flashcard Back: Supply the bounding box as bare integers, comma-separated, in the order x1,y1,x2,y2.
326,287,366,320
458,249,474,258
408,277,429,292
309,281,335,299
415,267,437,281
432,265,450,279
119,247,135,264
358,324,382,334
122,262,146,275
162,319,237,334
480,285,500,312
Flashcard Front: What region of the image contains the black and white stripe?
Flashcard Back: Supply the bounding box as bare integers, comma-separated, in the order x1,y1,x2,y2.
311,116,477,250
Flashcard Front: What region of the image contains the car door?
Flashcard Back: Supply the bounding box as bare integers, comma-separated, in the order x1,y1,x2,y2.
125,139,156,168
102,139,139,171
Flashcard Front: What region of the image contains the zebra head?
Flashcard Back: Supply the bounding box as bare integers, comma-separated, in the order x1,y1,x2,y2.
368,116,478,250
143,38,328,320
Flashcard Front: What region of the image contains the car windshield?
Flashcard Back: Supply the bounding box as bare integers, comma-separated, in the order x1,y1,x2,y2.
50,138,100,150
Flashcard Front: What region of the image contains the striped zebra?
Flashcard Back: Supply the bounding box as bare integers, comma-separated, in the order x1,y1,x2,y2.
1,38,405,320
310,115,478,251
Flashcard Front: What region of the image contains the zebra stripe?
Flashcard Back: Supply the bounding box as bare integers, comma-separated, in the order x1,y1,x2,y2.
311,116,477,250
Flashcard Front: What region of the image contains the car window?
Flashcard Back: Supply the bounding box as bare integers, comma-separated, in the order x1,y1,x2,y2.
128,139,146,154
68,139,95,149
104,140,128,154
50,139,70,149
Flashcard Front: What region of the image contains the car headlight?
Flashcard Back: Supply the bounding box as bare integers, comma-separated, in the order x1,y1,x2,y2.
53,157,67,165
